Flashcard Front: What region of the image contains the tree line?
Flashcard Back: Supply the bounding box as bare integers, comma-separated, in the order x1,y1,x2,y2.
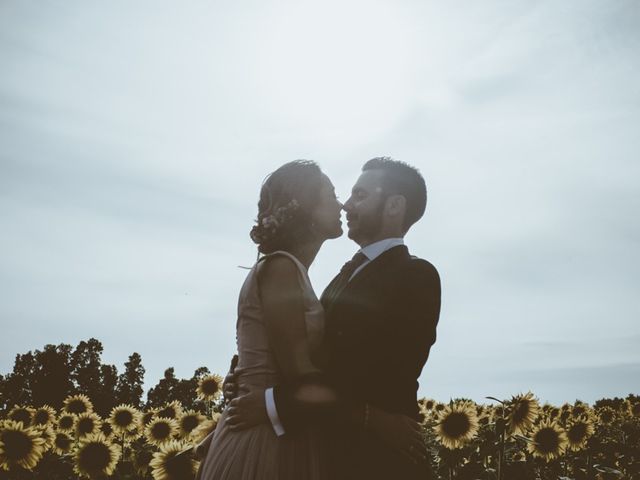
0,338,213,416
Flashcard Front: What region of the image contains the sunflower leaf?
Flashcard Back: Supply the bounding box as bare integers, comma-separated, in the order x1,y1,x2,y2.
485,396,505,405
513,434,533,443
593,465,624,476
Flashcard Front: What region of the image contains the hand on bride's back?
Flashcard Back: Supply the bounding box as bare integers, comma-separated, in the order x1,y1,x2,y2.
226,386,268,431
222,355,239,403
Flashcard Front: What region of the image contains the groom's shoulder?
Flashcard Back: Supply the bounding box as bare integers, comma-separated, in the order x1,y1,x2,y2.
403,254,440,285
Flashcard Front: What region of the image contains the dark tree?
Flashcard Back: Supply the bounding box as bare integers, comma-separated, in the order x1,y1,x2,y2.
92,364,119,417
30,344,75,409
146,367,181,408
145,366,213,411
70,338,104,399
0,351,37,413
1,339,218,417
0,374,5,412
116,352,145,408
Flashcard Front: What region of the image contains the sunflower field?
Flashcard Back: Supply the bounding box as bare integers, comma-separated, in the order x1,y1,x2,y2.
2,390,640,479
0,340,638,479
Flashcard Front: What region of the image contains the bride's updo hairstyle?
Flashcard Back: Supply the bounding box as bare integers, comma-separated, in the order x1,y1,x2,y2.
250,160,324,255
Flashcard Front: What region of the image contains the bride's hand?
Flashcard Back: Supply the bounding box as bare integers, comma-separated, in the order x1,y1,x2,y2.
226,386,268,431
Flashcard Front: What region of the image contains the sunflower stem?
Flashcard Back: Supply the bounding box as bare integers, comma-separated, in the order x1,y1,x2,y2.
497,414,506,480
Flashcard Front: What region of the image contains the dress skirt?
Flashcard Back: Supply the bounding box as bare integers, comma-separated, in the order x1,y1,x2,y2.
197,408,327,480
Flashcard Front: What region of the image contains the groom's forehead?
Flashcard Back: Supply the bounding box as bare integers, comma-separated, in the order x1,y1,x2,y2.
351,169,384,192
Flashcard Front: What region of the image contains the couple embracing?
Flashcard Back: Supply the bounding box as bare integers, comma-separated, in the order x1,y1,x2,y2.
197,157,441,480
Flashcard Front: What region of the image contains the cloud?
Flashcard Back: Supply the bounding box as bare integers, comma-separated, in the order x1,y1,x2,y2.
1,0,639,404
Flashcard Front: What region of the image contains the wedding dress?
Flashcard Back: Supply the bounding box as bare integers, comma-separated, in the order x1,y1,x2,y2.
198,250,328,480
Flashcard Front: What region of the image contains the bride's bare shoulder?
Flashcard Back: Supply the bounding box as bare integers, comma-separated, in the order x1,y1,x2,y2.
256,254,299,284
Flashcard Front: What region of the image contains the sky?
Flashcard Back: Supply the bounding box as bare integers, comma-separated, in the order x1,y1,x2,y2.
1,0,639,406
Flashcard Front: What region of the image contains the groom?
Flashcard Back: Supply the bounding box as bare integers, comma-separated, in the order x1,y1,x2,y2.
226,157,441,480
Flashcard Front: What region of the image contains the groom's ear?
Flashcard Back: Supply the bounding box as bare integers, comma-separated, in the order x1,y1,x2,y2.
386,194,407,217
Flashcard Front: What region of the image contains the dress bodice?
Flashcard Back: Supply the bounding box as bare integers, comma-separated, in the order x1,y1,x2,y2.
232,251,324,388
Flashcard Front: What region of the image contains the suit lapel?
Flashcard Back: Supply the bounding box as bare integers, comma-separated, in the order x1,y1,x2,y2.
323,245,409,317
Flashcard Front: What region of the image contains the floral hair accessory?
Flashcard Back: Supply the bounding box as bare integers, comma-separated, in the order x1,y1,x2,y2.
250,199,300,245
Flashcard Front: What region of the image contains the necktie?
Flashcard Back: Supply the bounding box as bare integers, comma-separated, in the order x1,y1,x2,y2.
321,252,368,310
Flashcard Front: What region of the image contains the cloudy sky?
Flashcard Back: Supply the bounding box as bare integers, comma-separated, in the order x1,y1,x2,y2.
1,0,639,405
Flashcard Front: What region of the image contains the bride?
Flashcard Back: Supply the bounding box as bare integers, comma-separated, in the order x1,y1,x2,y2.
197,160,342,480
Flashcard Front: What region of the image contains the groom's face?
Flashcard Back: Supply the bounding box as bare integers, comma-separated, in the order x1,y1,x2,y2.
343,170,386,246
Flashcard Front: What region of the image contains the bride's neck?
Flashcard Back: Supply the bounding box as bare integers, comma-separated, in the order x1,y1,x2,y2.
290,240,323,270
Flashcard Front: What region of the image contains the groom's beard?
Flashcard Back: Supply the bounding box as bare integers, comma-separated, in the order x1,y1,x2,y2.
347,200,385,243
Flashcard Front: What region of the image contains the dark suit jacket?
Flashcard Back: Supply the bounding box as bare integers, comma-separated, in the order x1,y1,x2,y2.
275,245,441,479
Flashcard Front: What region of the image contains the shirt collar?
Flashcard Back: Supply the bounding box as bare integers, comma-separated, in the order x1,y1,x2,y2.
358,238,405,262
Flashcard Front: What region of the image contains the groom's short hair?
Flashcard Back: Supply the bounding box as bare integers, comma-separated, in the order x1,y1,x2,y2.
362,157,427,232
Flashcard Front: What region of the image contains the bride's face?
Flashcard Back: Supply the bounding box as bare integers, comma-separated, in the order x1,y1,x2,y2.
310,174,343,241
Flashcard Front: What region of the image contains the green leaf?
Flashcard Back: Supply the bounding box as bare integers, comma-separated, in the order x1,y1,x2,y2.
513,434,533,444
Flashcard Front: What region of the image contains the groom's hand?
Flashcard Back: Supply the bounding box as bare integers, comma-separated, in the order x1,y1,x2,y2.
226,386,268,431
222,355,239,404
369,407,428,465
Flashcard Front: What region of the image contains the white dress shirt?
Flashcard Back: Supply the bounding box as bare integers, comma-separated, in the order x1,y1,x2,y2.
265,238,405,436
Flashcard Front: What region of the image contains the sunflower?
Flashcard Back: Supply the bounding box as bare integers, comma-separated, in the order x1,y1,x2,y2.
597,406,616,425
156,401,184,421
527,420,568,461
56,413,77,434
566,418,594,451
122,422,144,444
149,440,199,480
142,409,157,426
63,394,93,415
571,401,589,419
196,374,224,401
34,425,55,452
506,392,540,435
109,404,141,435
7,406,35,427
190,414,221,445
434,401,479,450
178,410,206,439
73,432,121,478
53,432,73,456
477,411,492,428
547,407,560,421
434,402,446,413
32,405,56,427
629,401,640,418
145,418,179,447
75,412,103,439
419,398,436,412
0,420,47,471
